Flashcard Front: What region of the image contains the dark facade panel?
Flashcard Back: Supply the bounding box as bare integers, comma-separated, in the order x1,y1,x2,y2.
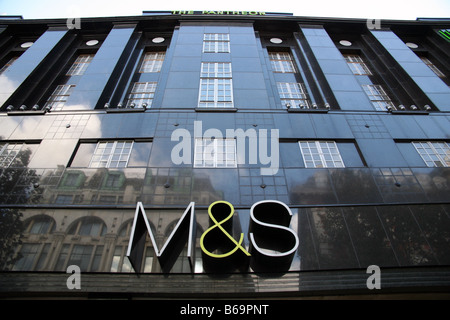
0,13,449,298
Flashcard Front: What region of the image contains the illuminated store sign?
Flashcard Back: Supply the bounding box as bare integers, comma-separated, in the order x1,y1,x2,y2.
127,200,299,274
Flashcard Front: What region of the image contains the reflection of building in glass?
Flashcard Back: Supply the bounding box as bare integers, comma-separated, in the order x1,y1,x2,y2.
0,12,449,299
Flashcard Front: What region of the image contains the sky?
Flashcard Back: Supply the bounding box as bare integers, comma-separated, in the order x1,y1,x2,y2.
0,0,450,20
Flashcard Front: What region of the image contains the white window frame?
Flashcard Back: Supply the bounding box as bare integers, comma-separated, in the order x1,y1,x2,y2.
298,141,345,168
89,140,134,168
419,56,446,78
343,54,373,76
362,84,396,111
198,62,233,108
203,33,230,53
66,54,94,76
200,62,232,78
194,138,237,168
0,142,25,168
269,51,296,73
139,51,165,73
412,141,450,167
126,81,157,108
277,82,310,108
43,84,76,111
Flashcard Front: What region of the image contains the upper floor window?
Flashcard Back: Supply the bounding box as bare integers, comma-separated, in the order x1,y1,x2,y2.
201,62,232,78
0,142,38,168
139,51,165,73
344,54,373,76
66,54,94,76
126,82,157,108
299,141,345,168
198,62,233,108
343,53,396,111
70,139,152,168
203,33,230,53
277,82,310,109
412,141,450,167
419,56,446,79
0,56,19,75
269,51,296,73
89,141,134,168
362,84,396,111
194,138,237,168
43,84,76,111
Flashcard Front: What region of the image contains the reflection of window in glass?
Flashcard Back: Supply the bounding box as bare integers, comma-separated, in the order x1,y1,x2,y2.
68,217,107,237
277,82,310,108
412,141,450,167
299,141,345,168
362,84,396,111
0,56,19,75
27,216,55,234
105,173,123,188
43,84,76,111
12,243,50,271
269,51,296,73
139,51,165,73
0,142,38,168
126,82,157,108
203,33,230,53
58,244,103,272
111,246,133,272
194,138,237,168
66,54,94,76
89,140,133,168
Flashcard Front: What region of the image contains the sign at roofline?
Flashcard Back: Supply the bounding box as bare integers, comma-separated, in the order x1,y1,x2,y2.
142,11,294,16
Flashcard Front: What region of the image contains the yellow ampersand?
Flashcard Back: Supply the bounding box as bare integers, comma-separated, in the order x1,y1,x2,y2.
200,201,251,258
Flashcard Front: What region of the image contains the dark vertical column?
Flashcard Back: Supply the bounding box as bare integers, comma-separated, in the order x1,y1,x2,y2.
371,29,450,111
299,25,374,111
63,23,137,111
0,27,68,107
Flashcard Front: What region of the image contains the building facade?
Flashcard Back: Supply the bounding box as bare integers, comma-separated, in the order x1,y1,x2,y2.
0,11,449,299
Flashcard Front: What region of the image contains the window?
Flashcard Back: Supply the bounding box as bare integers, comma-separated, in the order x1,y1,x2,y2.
344,54,373,75
66,54,94,76
139,51,165,73
194,138,237,168
201,62,232,78
126,82,157,108
89,140,133,168
343,53,396,111
198,62,233,108
412,141,450,167
299,141,345,168
419,56,446,79
203,33,230,53
57,244,104,272
0,142,38,168
70,140,152,168
0,56,19,75
362,85,396,111
277,82,310,108
269,51,296,73
26,216,55,234
43,84,76,111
